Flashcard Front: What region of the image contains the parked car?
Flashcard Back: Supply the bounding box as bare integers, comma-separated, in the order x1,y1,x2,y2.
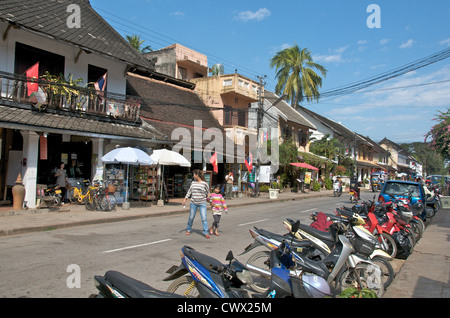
378,180,427,220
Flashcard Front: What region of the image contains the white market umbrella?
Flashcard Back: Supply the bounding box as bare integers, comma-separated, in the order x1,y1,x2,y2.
150,149,191,167
102,147,154,202
102,147,154,165
150,149,191,200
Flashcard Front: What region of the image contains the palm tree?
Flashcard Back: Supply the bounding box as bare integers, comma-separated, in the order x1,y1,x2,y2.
126,34,152,53
270,44,327,108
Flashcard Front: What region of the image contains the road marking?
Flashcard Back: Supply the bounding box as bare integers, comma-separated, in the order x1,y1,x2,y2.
299,208,316,213
102,239,172,253
238,219,269,227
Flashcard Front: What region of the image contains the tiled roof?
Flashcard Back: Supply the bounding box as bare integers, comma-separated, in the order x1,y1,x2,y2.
126,73,224,145
0,0,153,70
264,91,316,130
0,104,164,141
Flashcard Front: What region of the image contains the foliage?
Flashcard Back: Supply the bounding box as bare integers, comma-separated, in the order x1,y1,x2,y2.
270,44,327,107
324,177,333,190
338,287,378,298
309,134,344,161
424,109,450,160
335,165,347,176
400,141,447,175
126,34,152,53
259,184,270,192
311,180,321,191
279,137,299,165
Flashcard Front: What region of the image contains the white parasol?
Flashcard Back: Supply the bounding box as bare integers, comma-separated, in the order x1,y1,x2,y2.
102,147,154,202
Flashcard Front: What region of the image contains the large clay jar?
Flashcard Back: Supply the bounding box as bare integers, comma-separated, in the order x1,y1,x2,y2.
12,173,25,210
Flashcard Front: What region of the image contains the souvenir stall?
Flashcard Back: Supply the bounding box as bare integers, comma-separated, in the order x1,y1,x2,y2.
149,149,191,206
102,147,154,206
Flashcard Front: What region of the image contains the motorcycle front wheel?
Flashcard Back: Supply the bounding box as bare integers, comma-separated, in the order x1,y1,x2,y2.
339,263,385,298
370,256,394,288
377,233,397,258
246,250,272,293
166,276,200,298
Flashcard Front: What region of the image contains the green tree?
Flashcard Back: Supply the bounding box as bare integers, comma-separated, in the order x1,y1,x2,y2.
126,34,152,53
270,44,327,108
425,109,450,160
401,142,447,175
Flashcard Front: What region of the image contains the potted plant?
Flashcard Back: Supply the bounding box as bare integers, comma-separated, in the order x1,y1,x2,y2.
269,182,280,199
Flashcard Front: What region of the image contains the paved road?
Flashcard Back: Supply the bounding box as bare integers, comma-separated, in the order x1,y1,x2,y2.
0,194,358,298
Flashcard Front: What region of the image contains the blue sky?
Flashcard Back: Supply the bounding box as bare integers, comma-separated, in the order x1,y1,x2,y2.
91,0,450,143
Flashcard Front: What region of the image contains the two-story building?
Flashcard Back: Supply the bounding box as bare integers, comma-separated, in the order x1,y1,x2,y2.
0,0,169,207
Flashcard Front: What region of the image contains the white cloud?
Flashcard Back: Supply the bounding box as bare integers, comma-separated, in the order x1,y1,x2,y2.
440,38,450,46
235,8,271,22
399,39,414,49
379,38,389,45
313,46,349,64
170,11,185,16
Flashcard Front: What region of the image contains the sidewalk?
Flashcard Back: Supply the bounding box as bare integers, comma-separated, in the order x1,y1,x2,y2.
0,188,448,298
0,189,333,237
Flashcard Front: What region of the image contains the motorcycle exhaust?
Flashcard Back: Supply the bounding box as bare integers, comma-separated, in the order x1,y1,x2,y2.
246,263,271,276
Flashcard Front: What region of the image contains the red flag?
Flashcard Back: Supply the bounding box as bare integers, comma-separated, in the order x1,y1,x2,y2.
209,152,218,173
26,62,39,96
245,153,253,172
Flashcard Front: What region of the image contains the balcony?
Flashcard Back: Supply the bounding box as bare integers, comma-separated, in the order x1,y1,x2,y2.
220,74,258,101
0,71,140,122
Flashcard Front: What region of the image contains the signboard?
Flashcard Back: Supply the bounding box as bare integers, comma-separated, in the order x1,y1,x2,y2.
259,165,271,183
305,172,312,184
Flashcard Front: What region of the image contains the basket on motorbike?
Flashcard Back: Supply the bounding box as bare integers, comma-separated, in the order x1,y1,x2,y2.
350,236,375,256
107,184,117,193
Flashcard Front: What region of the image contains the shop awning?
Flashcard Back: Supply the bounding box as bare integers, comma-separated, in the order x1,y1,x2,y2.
289,162,319,170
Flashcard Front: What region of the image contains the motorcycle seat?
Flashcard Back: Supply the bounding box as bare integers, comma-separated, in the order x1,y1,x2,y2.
183,246,224,273
298,223,333,243
104,270,185,298
258,228,313,248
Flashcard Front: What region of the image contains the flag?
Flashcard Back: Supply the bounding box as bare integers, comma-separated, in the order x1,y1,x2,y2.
26,62,39,96
209,152,218,173
245,153,253,172
94,72,107,100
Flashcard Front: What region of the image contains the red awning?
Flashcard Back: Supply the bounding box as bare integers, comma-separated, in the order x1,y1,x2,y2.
289,162,319,170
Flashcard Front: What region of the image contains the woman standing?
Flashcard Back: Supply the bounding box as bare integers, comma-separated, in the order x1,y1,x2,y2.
55,162,68,203
183,169,211,238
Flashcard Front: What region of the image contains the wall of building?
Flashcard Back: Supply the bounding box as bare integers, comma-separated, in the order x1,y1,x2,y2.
0,22,128,95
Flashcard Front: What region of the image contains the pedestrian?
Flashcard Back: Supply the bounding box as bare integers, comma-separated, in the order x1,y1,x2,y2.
225,171,234,199
55,162,68,203
183,169,211,238
208,185,228,236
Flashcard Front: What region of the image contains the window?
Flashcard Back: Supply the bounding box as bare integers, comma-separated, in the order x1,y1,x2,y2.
14,42,65,77
88,64,107,90
223,79,232,87
178,67,187,80
224,106,232,125
238,110,246,127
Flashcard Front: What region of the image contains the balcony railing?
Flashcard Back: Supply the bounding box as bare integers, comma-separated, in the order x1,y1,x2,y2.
0,71,140,122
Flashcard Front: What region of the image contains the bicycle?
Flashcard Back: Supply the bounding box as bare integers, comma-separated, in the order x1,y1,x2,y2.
67,180,101,210
96,183,117,212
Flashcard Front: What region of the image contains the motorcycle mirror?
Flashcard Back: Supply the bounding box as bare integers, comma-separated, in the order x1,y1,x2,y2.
291,220,300,234
226,251,234,262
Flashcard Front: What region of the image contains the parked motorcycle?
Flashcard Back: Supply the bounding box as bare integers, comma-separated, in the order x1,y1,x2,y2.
43,184,63,206
243,219,385,297
92,270,185,298
164,246,252,298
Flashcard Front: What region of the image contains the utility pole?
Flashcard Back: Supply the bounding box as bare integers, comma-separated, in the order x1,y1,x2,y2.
255,75,266,196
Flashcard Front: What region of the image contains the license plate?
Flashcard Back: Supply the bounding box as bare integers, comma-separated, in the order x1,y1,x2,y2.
349,191,354,195
55,190,62,194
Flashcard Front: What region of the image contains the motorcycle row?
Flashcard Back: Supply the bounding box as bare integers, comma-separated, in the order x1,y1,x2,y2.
91,187,440,299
